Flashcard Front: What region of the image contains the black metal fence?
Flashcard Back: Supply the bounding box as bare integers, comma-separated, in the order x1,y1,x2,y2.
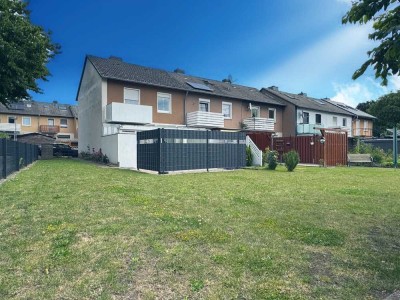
137,129,246,173
0,138,39,179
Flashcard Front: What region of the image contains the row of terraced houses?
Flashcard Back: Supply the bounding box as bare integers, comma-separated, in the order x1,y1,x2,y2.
76,55,375,168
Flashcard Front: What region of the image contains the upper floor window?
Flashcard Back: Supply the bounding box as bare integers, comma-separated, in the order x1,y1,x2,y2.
199,99,210,112
251,106,260,118
60,118,68,128
302,112,309,124
316,114,321,125
22,117,31,126
157,92,171,113
124,88,140,105
268,108,276,122
8,116,16,124
342,118,347,127
48,118,55,126
333,116,338,126
222,102,232,119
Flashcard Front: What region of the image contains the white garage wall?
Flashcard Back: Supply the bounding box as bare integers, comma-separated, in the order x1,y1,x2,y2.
101,133,137,169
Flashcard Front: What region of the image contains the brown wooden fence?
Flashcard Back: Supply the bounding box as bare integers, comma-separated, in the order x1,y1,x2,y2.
247,130,348,166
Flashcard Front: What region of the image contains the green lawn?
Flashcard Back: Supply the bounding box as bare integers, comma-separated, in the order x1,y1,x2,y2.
0,159,399,299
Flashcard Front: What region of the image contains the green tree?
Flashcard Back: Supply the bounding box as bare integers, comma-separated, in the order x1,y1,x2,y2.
0,0,60,106
342,0,400,85
356,100,375,112
367,91,400,135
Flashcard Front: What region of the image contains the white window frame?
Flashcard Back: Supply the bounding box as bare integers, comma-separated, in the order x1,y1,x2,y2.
342,118,347,127
268,108,276,123
333,116,338,126
315,113,322,125
48,118,55,126
22,117,31,126
222,102,232,119
199,98,210,112
124,87,140,105
251,106,260,118
302,112,309,124
60,118,68,128
157,92,172,114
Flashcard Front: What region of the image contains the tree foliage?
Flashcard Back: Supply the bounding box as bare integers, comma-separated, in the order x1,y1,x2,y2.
342,0,400,85
0,0,60,106
360,91,400,135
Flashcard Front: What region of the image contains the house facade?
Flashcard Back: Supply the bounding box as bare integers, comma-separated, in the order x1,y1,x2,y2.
77,55,286,168
0,101,79,145
326,100,375,138
261,87,358,137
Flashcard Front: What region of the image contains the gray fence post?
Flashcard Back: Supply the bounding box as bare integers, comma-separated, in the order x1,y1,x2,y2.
158,128,163,174
2,139,7,178
206,130,209,172
15,141,20,171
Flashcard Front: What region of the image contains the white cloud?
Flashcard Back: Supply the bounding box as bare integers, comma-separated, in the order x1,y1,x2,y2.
246,24,374,93
331,76,400,106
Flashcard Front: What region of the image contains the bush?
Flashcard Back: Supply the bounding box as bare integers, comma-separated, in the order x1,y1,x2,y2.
283,151,299,172
80,146,109,165
352,140,386,164
265,148,278,170
246,146,253,166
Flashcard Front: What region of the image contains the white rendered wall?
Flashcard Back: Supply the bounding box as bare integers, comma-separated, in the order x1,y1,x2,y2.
296,108,352,136
101,133,137,169
77,61,105,153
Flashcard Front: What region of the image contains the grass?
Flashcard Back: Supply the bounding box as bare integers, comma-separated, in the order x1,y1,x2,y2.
0,159,399,299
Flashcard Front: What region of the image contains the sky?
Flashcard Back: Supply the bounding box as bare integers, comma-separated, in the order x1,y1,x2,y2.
28,0,400,107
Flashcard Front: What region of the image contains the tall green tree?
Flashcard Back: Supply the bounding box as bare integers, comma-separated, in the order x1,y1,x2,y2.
367,91,400,135
343,0,400,85
0,0,60,106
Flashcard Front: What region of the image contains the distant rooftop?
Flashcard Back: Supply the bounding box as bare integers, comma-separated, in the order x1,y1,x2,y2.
0,101,78,118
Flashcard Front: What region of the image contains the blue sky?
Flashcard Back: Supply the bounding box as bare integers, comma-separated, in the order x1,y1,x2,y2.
28,0,400,106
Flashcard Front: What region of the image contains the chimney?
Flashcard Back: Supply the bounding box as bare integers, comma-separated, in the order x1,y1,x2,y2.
109,56,123,61
173,68,185,74
53,100,58,104
299,92,307,97
269,86,279,91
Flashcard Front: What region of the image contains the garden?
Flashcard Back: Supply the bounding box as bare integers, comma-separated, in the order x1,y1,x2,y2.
0,159,399,299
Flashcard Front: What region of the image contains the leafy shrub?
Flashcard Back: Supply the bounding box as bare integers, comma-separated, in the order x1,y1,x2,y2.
265,148,278,170
283,150,299,172
246,146,253,166
0,132,10,139
80,146,109,165
352,141,385,164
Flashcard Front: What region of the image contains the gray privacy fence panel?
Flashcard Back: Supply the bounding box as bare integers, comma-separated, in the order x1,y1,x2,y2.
137,129,246,173
0,138,39,179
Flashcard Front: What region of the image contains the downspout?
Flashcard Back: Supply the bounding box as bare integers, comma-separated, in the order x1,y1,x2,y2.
184,91,188,126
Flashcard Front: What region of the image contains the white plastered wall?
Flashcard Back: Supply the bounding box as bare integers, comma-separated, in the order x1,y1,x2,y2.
101,133,137,169
77,60,105,153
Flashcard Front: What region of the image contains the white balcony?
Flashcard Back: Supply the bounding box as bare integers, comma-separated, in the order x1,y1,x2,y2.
186,111,224,128
242,117,274,131
105,102,152,125
0,123,21,133
296,123,324,135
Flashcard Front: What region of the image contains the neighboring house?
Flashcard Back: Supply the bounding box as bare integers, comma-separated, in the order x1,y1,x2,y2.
17,132,56,145
326,100,376,138
77,55,286,168
0,101,79,145
261,87,355,137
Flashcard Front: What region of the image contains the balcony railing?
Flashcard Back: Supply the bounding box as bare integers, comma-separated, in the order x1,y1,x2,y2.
0,123,21,133
242,117,274,131
296,123,324,135
39,125,60,134
186,111,224,128
105,102,152,124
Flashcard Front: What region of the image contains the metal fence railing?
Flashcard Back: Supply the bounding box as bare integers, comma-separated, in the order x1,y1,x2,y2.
137,129,246,173
0,138,39,179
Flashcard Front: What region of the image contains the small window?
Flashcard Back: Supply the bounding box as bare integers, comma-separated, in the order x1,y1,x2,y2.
59,106,67,110
199,99,210,112
8,116,16,124
316,114,321,125
48,118,55,126
268,108,276,121
157,92,172,113
57,134,70,139
222,102,232,119
124,88,140,105
22,117,31,126
333,116,338,126
60,118,68,128
342,118,347,127
303,112,309,124
251,106,260,118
